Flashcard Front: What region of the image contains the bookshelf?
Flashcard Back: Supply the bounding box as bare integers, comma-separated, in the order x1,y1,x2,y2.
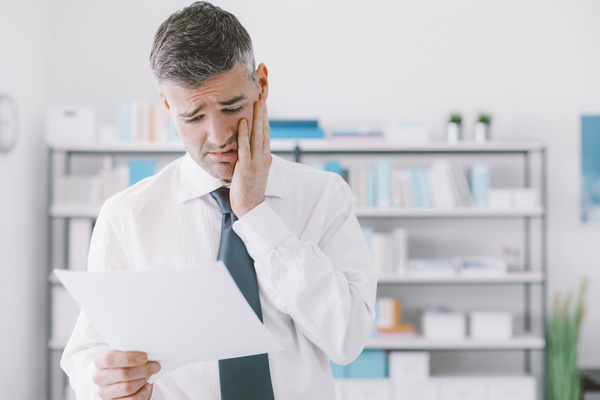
46,139,547,400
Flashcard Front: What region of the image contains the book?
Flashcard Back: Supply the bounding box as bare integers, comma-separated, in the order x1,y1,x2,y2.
375,159,393,207
268,120,325,139
128,160,157,186
470,164,491,207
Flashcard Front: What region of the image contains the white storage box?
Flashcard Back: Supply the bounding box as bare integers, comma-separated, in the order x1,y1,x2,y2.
388,352,430,382
46,105,97,144
440,378,486,400
470,311,513,340
345,379,392,400
392,378,440,400
422,309,466,340
488,376,536,400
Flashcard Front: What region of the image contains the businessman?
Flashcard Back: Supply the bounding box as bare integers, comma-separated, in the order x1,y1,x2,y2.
61,2,376,399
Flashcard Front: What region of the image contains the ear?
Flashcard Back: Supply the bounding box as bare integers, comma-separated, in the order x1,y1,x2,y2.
159,88,171,110
256,63,269,101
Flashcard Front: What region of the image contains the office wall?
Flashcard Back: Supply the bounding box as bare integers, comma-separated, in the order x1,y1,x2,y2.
0,1,50,399
47,0,600,366
37,0,600,382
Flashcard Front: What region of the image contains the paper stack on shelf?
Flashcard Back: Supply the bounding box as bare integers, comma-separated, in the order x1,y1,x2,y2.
458,257,507,276
408,259,456,277
330,125,384,141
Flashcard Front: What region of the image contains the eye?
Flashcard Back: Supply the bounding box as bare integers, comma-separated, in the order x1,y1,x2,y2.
184,115,204,124
223,106,243,114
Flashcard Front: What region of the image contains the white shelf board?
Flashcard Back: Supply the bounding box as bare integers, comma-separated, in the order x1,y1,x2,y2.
48,140,298,153
378,271,544,284
355,207,545,218
365,335,545,350
297,139,545,153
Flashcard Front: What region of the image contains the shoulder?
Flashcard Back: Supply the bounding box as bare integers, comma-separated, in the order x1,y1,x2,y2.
101,156,184,217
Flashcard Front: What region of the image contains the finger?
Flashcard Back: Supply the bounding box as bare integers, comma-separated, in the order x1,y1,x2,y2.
251,100,264,158
98,377,148,399
95,350,148,369
94,362,161,386
237,118,250,164
262,101,271,155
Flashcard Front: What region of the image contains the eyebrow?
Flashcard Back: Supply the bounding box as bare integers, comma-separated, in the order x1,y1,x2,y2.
178,94,247,118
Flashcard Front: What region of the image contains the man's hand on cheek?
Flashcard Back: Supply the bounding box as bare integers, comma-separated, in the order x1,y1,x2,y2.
230,99,272,218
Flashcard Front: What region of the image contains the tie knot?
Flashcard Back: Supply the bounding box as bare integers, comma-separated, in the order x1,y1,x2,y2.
210,187,233,214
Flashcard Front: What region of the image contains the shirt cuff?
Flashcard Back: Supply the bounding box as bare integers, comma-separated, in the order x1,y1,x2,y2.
233,201,291,260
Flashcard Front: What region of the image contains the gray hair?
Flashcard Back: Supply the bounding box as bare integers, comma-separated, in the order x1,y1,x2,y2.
149,1,256,89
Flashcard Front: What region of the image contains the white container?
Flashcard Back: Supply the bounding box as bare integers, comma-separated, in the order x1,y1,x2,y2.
488,377,536,400
440,378,486,400
46,105,97,144
512,188,540,209
345,379,392,400
470,311,513,340
392,378,440,400
488,189,512,209
422,309,466,340
389,352,430,382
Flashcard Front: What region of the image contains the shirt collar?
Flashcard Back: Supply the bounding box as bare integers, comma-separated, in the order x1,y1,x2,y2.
177,152,284,204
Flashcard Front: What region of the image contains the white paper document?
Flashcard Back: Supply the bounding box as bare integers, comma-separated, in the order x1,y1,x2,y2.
54,263,283,382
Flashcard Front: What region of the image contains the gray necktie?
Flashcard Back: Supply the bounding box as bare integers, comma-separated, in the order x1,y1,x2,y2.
210,187,275,400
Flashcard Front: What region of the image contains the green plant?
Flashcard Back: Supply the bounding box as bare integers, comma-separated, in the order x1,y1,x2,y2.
547,278,589,400
478,113,492,125
449,113,462,124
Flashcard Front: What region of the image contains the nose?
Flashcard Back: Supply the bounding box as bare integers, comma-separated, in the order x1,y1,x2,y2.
206,114,234,147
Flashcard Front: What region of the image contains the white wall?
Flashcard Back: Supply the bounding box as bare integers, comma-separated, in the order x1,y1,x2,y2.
48,0,600,365
0,1,51,399
2,1,594,397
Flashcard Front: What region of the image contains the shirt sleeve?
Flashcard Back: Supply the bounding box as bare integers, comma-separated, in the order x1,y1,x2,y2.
60,199,132,400
233,174,377,365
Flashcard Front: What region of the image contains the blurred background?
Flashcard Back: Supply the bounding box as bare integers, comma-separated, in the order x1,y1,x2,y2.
1,0,599,399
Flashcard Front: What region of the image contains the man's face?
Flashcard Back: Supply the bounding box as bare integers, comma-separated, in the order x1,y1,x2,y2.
161,63,265,182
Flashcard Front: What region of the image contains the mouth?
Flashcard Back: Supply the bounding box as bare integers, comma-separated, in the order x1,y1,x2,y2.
207,146,238,162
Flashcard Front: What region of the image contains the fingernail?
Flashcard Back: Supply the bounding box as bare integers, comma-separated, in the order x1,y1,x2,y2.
243,119,248,129
155,363,161,373
137,355,147,363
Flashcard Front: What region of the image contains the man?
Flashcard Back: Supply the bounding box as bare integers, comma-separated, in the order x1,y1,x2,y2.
61,2,376,399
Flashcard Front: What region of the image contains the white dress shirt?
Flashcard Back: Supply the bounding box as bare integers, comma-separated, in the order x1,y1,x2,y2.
61,153,377,400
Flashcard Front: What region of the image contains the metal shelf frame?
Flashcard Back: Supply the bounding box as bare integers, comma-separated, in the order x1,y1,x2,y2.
46,140,547,400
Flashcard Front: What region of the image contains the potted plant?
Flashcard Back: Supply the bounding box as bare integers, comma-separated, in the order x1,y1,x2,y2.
547,278,589,400
447,113,462,144
474,113,492,143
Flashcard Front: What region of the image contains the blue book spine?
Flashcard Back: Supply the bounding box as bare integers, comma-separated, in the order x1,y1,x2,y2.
325,160,344,178
117,101,133,142
128,160,157,186
470,164,490,207
410,169,422,207
269,119,319,128
269,127,325,139
375,159,393,207
367,169,377,208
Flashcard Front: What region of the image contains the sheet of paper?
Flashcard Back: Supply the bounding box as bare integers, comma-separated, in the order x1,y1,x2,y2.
54,263,283,383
